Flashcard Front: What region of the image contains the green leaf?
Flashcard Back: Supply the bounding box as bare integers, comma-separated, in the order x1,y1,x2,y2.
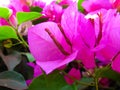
95,67,120,82
78,0,84,12
77,77,94,90
0,71,27,90
0,50,21,70
29,71,76,90
22,53,35,62
30,6,43,12
0,7,12,19
61,84,77,90
16,12,42,24
0,26,18,40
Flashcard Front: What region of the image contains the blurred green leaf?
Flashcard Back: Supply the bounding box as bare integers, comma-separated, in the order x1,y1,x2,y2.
22,53,35,62
95,67,120,81
16,12,42,24
77,77,94,90
0,7,12,19
0,71,27,90
61,84,77,90
0,50,21,70
0,26,18,41
78,0,84,12
29,71,76,90
30,6,43,12
32,17,49,25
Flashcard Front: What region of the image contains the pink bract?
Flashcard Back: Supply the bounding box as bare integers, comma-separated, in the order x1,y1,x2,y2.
112,53,120,73
28,3,96,74
28,62,42,77
28,21,78,74
82,0,112,12
64,68,81,85
43,2,63,23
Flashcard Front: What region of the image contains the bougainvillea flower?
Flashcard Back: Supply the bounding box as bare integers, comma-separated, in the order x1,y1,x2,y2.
32,0,46,8
32,0,56,8
58,0,77,5
0,18,9,26
26,62,43,85
0,0,30,27
28,3,96,74
0,10,17,27
61,2,96,69
27,62,42,77
64,68,81,85
28,3,79,74
99,78,109,87
9,0,30,12
99,11,120,72
28,21,78,74
83,9,118,65
87,9,120,72
110,0,120,10
43,1,63,23
82,0,112,12
73,18,96,68
112,53,120,73
93,9,120,64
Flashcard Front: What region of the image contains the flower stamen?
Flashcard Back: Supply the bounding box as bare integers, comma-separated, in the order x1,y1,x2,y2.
96,12,103,45
57,23,72,47
45,28,70,55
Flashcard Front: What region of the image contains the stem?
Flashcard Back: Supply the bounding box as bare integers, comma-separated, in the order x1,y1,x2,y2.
7,19,29,48
76,80,94,86
95,77,99,90
62,71,94,87
12,42,23,46
76,61,95,77
7,19,16,29
18,33,29,48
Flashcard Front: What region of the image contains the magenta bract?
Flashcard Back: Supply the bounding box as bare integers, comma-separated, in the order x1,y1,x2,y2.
28,3,96,74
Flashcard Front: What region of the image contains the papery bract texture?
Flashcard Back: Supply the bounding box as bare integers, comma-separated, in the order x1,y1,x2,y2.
28,3,97,74
93,9,120,64
28,21,77,74
61,2,80,42
82,0,112,12
61,2,96,69
72,15,96,69
111,0,120,10
43,2,63,22
112,53,120,73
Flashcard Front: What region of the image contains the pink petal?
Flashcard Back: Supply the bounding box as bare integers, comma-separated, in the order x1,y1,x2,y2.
112,53,120,73
112,0,120,9
96,46,118,63
34,64,43,77
61,2,80,42
82,0,112,12
28,21,77,74
37,51,78,74
64,68,81,85
27,62,42,77
26,79,32,86
73,16,96,69
77,17,96,48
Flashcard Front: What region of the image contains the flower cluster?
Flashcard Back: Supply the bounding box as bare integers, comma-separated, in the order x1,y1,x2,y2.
29,0,120,82
1,0,120,90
